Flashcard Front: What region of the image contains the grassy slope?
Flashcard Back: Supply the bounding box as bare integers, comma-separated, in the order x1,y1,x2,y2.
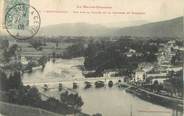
0,101,64,116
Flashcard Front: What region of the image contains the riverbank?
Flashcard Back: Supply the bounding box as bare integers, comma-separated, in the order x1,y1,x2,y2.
125,85,183,112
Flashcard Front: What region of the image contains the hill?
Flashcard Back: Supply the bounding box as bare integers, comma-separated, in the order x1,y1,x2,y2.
115,17,183,38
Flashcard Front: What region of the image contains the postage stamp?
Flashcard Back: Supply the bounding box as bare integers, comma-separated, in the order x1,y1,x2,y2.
2,0,29,28
5,3,41,40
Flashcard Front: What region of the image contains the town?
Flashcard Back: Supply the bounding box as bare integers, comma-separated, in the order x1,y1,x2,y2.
0,36,183,116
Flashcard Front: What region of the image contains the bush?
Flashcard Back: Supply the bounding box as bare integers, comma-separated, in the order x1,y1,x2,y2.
108,81,113,88
60,91,84,112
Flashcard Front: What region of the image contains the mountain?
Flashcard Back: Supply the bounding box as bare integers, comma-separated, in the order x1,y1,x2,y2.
115,17,183,38
39,17,183,38
106,20,149,28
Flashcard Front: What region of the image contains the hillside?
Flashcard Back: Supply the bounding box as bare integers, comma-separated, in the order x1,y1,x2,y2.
34,16,184,38
0,101,64,116
115,17,183,38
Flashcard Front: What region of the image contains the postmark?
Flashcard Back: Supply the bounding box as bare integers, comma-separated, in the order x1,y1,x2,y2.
5,4,41,40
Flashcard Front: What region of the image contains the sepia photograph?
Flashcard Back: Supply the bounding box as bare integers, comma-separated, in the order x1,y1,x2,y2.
0,0,183,116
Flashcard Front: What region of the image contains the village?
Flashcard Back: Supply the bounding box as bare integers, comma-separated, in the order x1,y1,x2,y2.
0,37,183,116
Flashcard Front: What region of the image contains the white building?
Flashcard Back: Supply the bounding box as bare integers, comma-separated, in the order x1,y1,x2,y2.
125,49,136,57
103,69,119,77
146,73,167,78
138,63,154,72
21,56,29,65
134,69,145,82
167,67,183,72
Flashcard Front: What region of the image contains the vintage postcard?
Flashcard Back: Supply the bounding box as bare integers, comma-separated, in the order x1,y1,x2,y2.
0,0,183,116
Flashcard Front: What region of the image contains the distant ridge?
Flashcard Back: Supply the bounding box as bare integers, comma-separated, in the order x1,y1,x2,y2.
115,17,183,38
39,17,183,38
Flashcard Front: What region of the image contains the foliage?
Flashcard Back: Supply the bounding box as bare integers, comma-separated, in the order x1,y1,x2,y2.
60,91,84,112
167,70,183,96
63,43,86,59
92,113,102,116
84,38,158,74
8,71,22,90
0,40,9,49
29,41,43,51
108,81,113,88
0,70,84,115
0,71,8,91
2,44,19,63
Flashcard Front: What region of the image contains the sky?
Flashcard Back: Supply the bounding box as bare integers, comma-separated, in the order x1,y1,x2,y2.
0,0,183,28
30,0,184,27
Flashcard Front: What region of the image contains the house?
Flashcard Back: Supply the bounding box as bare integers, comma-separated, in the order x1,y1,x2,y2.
129,49,136,53
125,49,136,57
134,69,145,82
103,69,119,77
166,67,183,72
167,40,176,47
21,56,29,65
146,73,167,78
138,63,154,73
135,53,143,57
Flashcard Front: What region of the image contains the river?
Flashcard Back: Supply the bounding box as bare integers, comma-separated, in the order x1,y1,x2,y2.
22,58,179,116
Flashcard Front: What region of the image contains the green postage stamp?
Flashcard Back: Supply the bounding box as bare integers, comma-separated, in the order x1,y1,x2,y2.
3,0,30,27
3,0,41,40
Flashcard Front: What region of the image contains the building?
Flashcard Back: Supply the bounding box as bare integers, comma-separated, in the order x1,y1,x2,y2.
103,69,119,77
21,56,29,65
134,69,145,82
138,62,154,72
125,49,136,57
146,73,167,78
167,67,183,72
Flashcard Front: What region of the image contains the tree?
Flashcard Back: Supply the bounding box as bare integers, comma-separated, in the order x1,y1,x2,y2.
0,71,8,91
29,41,42,51
2,44,18,63
153,80,160,93
8,71,22,90
171,56,176,65
38,56,47,69
1,40,9,49
167,70,174,78
92,113,102,116
26,87,41,106
8,44,18,56
169,70,183,97
60,91,84,112
108,81,113,88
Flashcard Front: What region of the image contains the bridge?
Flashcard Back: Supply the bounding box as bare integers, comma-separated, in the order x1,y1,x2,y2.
23,77,123,85
23,77,124,88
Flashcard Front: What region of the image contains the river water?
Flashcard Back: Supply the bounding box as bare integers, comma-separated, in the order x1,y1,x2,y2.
22,58,179,116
